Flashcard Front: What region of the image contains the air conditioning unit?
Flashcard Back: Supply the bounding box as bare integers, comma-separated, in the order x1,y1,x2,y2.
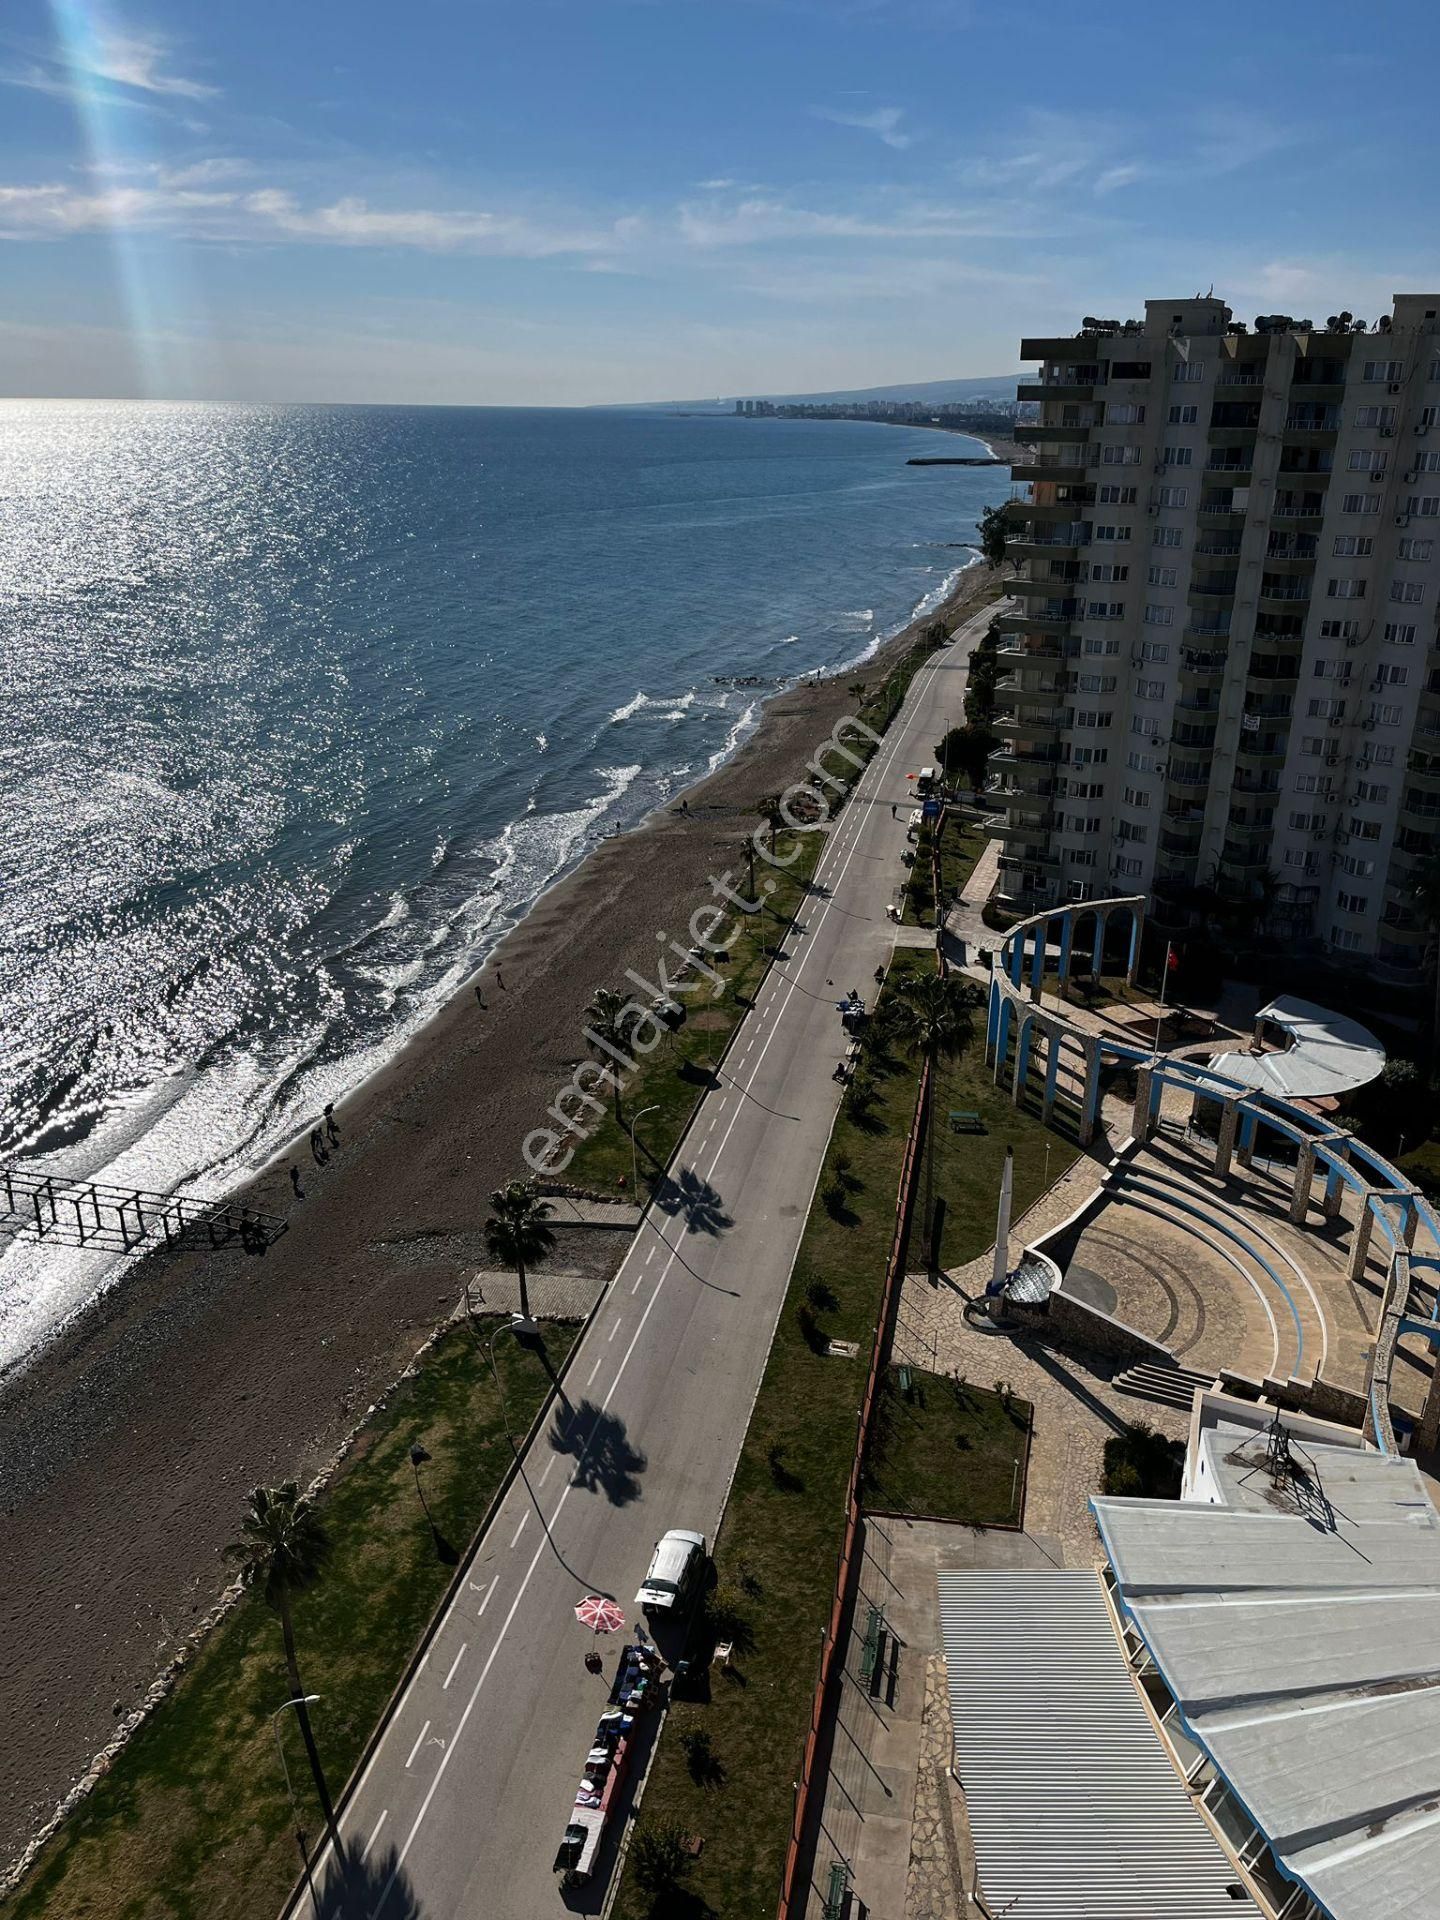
1380,426,1394,438
1404,471,1419,483
1418,423,1430,435
1389,382,1404,394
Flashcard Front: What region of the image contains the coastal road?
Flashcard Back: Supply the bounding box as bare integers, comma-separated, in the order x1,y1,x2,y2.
300,600,995,1920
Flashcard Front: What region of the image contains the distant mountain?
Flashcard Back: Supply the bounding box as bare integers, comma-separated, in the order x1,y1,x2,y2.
614,374,1022,412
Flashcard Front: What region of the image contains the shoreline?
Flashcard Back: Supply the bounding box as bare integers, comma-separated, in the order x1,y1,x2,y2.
0,561,1005,1872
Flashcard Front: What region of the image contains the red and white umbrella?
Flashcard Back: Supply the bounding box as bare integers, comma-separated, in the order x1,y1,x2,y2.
574,1594,625,1634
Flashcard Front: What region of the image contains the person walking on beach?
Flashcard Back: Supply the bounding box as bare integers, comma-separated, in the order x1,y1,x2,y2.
310,1126,327,1166
497,966,507,991
474,982,487,1010
324,1101,339,1146
891,803,896,819
289,1165,303,1198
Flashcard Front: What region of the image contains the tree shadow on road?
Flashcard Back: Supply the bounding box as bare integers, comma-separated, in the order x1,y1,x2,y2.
549,1398,648,1505
652,1167,732,1236
311,1842,425,1918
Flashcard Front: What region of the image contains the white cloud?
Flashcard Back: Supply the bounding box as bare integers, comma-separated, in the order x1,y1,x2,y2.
1094,164,1142,197
811,105,913,150
0,28,215,105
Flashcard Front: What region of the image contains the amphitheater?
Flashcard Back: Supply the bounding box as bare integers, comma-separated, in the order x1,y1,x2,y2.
972,894,1440,1459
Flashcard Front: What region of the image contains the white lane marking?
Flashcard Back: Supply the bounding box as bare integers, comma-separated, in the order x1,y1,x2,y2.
404,1721,430,1770
376,1226,684,1904
442,1644,467,1691
538,1453,556,1488
476,1575,498,1618
644,1244,657,1266
344,641,959,1906
510,1510,528,1548
608,1315,621,1342
631,1269,645,1294
363,1809,388,1860
585,1352,604,1386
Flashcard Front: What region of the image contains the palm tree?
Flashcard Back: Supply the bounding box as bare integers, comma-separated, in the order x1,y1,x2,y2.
484,1179,556,1322
738,836,758,904
585,986,638,1120
756,793,785,853
890,973,985,1261
847,680,867,709
1410,848,1440,1055
229,1484,342,1860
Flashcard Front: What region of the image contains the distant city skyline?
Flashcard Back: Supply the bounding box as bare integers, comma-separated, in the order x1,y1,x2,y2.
2,1,1438,405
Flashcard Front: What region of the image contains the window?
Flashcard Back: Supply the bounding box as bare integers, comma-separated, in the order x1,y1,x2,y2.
1097,484,1138,504
1162,445,1193,466
1117,820,1148,843
1370,744,1396,765
1300,736,1326,756
1131,715,1159,737
1067,779,1105,799
1327,577,1367,598
1390,580,1426,605
1072,746,1108,765
1135,678,1166,699
1173,361,1205,383
1122,783,1152,806
1332,534,1374,557
1414,449,1440,473
1421,407,1440,428
1312,659,1348,681
1157,484,1189,508
1152,525,1184,549
1376,662,1410,685
1069,848,1098,867
1295,773,1330,795
1384,622,1417,644
1331,926,1364,952
1076,673,1116,693
1430,358,1440,382
1148,564,1178,588
1111,361,1151,380
1369,702,1403,726
1398,537,1435,561
1336,892,1370,915
1093,524,1131,542
1349,816,1382,840
1101,443,1143,465
1069,814,1101,833
1089,562,1129,582
1086,599,1125,619
1354,405,1396,429
1141,640,1170,662
1083,636,1121,655
1126,751,1160,773
1144,604,1174,626
1348,449,1388,472
1107,403,1145,424
1074,709,1112,728
1355,779,1389,804
1168,404,1199,425
1361,359,1404,381
1337,853,1376,877
1320,618,1360,640
1307,697,1346,721
1341,492,1381,513
1115,855,1144,877
1289,810,1323,830
1406,495,1440,517
1284,848,1313,869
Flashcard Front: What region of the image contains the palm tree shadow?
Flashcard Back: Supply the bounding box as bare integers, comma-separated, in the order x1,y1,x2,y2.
652,1167,732,1236
312,1841,425,1918
548,1398,648,1506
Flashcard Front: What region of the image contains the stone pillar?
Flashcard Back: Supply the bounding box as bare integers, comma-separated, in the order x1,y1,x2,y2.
1416,1339,1440,1454
1092,910,1105,979
1236,1108,1258,1171
1030,918,1046,1002
1012,1019,1034,1107
986,980,1002,1061
1058,913,1074,993
1404,1196,1420,1250
1126,909,1140,984
1080,1040,1103,1147
1289,1142,1316,1225
1042,1031,1062,1126
1215,1099,1240,1179
1132,1065,1155,1143
992,994,1013,1082
1348,1201,1376,1286
1322,1147,1349,1221
1009,931,1025,988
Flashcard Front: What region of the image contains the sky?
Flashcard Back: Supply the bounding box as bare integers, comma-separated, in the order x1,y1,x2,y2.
1,0,1438,406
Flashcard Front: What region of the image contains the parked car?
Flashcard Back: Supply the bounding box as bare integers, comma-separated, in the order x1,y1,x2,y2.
635,1529,706,1614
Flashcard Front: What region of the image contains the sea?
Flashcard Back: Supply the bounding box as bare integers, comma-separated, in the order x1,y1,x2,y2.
0,399,1008,1366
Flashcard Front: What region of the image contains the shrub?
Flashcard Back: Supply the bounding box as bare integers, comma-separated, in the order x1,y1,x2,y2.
632,1821,692,1895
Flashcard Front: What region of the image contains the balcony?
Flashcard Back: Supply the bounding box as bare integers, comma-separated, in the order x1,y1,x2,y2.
1173,721,1218,749
1180,647,1229,674
997,634,1064,663
1160,827,1203,856
1167,769,1211,793
1220,844,1270,872
1194,538,1243,556
1259,579,1313,604
1011,461,1090,486
1265,535,1318,562
993,609,1078,638
1206,454,1255,480
994,709,1068,739
993,811,1057,840
1016,381,1098,403
1189,573,1238,599
988,742,1064,769
1015,422,1095,443
1278,451,1334,477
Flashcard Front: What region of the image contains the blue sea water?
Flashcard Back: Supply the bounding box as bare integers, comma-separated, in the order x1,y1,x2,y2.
0,399,1006,1359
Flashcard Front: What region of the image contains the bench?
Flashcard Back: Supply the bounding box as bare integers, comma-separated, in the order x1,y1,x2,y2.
948,1109,984,1134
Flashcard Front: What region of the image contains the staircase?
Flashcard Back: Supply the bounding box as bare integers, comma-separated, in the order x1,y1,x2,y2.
1113,1360,1215,1412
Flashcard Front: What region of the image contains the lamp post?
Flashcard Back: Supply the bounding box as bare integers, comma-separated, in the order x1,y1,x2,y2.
630,1103,660,1198
273,1694,323,1915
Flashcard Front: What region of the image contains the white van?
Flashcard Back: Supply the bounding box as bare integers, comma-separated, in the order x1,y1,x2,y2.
915,766,938,797
635,1529,706,1614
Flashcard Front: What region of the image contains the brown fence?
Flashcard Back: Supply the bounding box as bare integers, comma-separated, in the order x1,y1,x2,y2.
774,1053,930,1919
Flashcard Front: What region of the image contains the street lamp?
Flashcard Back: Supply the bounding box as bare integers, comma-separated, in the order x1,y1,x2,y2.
629,1103,660,1197
273,1694,323,1916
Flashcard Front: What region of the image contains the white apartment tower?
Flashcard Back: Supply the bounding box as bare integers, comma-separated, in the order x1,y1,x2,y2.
998,292,1440,981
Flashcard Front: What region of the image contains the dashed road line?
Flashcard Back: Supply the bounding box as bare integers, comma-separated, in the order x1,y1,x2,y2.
363,1809,388,1860
510,1510,529,1548
404,1721,430,1770
442,1645,467,1691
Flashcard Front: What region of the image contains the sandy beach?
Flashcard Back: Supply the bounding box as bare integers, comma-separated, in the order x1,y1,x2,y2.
0,562,1003,1870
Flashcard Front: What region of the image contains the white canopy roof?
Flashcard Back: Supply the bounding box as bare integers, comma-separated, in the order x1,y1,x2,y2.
1209,994,1384,1101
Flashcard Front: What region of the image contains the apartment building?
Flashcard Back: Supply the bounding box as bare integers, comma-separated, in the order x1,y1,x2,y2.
997,292,1440,979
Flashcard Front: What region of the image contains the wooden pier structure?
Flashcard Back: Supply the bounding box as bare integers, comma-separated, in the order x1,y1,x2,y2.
0,1165,285,1255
